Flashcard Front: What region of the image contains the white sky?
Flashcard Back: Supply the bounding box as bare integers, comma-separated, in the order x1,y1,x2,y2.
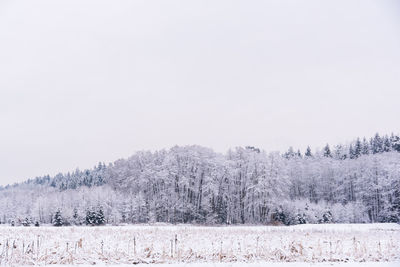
1,0,400,185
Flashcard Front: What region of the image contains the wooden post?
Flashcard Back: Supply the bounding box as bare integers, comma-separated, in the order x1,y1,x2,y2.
219,241,222,262
6,239,9,262
134,236,136,255
378,240,382,256
170,240,173,258
11,240,15,261
174,234,178,258
256,236,259,256
37,235,40,257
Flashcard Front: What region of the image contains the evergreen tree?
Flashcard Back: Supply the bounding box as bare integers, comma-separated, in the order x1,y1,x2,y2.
390,133,400,152
53,210,63,227
372,133,383,154
323,144,332,157
272,208,289,225
96,206,106,225
305,146,313,157
319,210,332,223
362,137,370,155
85,207,105,226
349,144,355,159
22,217,31,226
354,138,362,158
294,213,307,224
85,209,96,226
334,144,346,160
72,208,80,225
383,135,391,152
284,147,295,159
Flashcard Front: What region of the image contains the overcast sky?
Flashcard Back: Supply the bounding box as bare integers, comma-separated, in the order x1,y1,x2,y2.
0,0,399,185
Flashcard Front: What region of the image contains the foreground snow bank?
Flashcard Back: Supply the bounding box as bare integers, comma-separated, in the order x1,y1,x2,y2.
0,223,399,265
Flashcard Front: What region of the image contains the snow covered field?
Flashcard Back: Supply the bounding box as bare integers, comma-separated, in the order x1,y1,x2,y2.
0,224,399,265
45,263,400,267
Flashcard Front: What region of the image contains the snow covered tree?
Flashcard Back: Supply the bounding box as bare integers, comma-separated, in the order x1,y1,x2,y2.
22,217,31,226
85,209,96,226
371,133,383,154
96,207,106,225
53,210,63,227
0,133,399,226
72,208,81,225
319,210,332,223
323,144,332,157
349,144,355,159
383,135,391,152
362,137,370,155
354,138,362,158
305,146,313,157
390,134,400,152
284,147,295,159
334,144,347,160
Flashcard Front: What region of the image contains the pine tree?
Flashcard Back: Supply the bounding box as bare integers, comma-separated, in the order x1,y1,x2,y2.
53,210,63,227
96,207,106,225
323,144,332,157
362,137,370,155
305,146,313,157
72,208,80,225
372,133,383,154
85,209,96,226
349,144,355,159
284,147,295,159
354,138,362,158
295,213,307,224
390,133,400,152
383,135,391,152
22,217,31,227
319,210,332,223
334,144,347,160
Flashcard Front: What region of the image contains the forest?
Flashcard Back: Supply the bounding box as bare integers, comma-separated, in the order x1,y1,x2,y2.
1,133,399,226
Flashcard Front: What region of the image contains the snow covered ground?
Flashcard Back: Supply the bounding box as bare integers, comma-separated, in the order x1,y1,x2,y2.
46,263,400,267
0,223,399,265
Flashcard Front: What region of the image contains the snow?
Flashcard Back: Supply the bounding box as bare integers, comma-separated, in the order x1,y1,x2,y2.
46,263,400,267
0,223,399,265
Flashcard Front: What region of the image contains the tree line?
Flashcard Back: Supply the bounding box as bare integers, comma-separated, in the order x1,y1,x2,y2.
0,133,399,226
